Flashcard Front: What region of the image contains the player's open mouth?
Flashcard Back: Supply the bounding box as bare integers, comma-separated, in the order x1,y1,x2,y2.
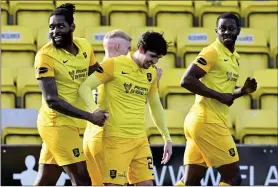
54,36,63,42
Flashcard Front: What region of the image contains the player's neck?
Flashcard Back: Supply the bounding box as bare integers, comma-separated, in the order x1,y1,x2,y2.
63,42,78,56
225,44,235,53
131,51,143,68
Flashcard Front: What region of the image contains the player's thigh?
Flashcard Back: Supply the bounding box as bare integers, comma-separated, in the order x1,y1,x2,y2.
84,138,104,186
39,142,57,165
190,122,239,167
184,130,207,167
102,137,134,185
34,164,62,185
38,125,85,166
128,137,154,185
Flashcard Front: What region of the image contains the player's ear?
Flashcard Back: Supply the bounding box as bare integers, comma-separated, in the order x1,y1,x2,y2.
138,45,145,54
237,27,241,36
70,23,75,32
116,44,120,52
215,28,218,34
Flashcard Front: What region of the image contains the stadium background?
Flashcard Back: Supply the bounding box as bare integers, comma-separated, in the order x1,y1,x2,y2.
1,0,277,186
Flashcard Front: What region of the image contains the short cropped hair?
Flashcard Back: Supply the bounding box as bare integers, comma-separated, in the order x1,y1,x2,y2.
216,12,240,28
104,30,132,42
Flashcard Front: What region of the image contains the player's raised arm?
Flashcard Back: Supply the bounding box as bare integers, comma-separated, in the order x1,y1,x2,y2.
79,58,114,112
147,77,172,164
180,48,234,107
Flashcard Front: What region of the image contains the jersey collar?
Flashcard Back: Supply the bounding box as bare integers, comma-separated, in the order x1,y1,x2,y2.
215,39,240,59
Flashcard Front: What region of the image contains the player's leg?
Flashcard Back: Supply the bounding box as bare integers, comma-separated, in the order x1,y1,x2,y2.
217,161,241,186
128,136,154,186
176,119,208,186
34,164,62,185
63,161,91,185
180,137,208,185
102,136,133,186
83,131,104,185
39,125,91,185
34,142,62,185
190,122,240,186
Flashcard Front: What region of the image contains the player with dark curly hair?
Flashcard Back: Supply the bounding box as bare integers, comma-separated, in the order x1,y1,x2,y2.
79,31,172,186
34,3,108,185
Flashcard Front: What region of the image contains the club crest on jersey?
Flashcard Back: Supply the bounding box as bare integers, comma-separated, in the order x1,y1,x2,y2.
123,83,132,93
110,170,117,179
69,70,75,80
229,148,235,157
83,52,87,58
147,73,152,82
72,148,80,157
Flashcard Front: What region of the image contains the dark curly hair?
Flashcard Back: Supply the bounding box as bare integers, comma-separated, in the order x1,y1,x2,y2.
137,31,168,56
50,3,75,25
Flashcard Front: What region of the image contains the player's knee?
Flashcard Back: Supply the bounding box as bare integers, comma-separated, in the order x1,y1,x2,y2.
71,172,91,186
135,180,153,186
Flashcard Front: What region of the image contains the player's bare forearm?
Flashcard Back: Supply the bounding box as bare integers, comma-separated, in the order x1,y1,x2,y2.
233,87,246,99
181,75,221,100
38,77,90,120
49,97,91,120
181,64,222,100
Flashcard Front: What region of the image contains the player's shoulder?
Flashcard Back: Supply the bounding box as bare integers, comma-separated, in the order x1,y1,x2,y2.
74,37,91,49
37,41,55,56
199,42,218,58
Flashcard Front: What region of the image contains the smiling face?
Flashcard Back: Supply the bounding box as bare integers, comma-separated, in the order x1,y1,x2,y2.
138,46,162,69
49,15,73,48
216,18,240,48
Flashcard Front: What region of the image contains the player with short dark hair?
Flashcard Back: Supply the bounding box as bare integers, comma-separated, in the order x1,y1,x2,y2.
176,12,257,186
79,31,172,186
34,3,108,186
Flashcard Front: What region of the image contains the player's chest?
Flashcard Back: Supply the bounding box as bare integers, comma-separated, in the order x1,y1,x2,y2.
54,52,90,83
215,54,240,81
112,67,154,96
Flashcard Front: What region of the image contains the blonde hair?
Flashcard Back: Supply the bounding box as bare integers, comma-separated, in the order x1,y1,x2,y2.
104,30,132,42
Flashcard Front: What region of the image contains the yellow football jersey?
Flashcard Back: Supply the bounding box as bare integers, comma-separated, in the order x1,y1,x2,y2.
191,39,240,124
35,37,97,128
94,52,158,138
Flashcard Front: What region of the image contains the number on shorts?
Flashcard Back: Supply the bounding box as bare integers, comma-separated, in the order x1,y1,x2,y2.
147,157,153,170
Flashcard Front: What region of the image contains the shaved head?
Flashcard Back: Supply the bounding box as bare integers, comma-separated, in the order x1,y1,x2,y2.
103,30,132,59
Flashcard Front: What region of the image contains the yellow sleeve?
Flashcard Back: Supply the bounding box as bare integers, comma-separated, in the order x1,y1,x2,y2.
147,91,172,142
95,58,114,83
79,74,102,112
90,47,97,66
149,69,158,93
34,54,55,78
193,47,218,73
